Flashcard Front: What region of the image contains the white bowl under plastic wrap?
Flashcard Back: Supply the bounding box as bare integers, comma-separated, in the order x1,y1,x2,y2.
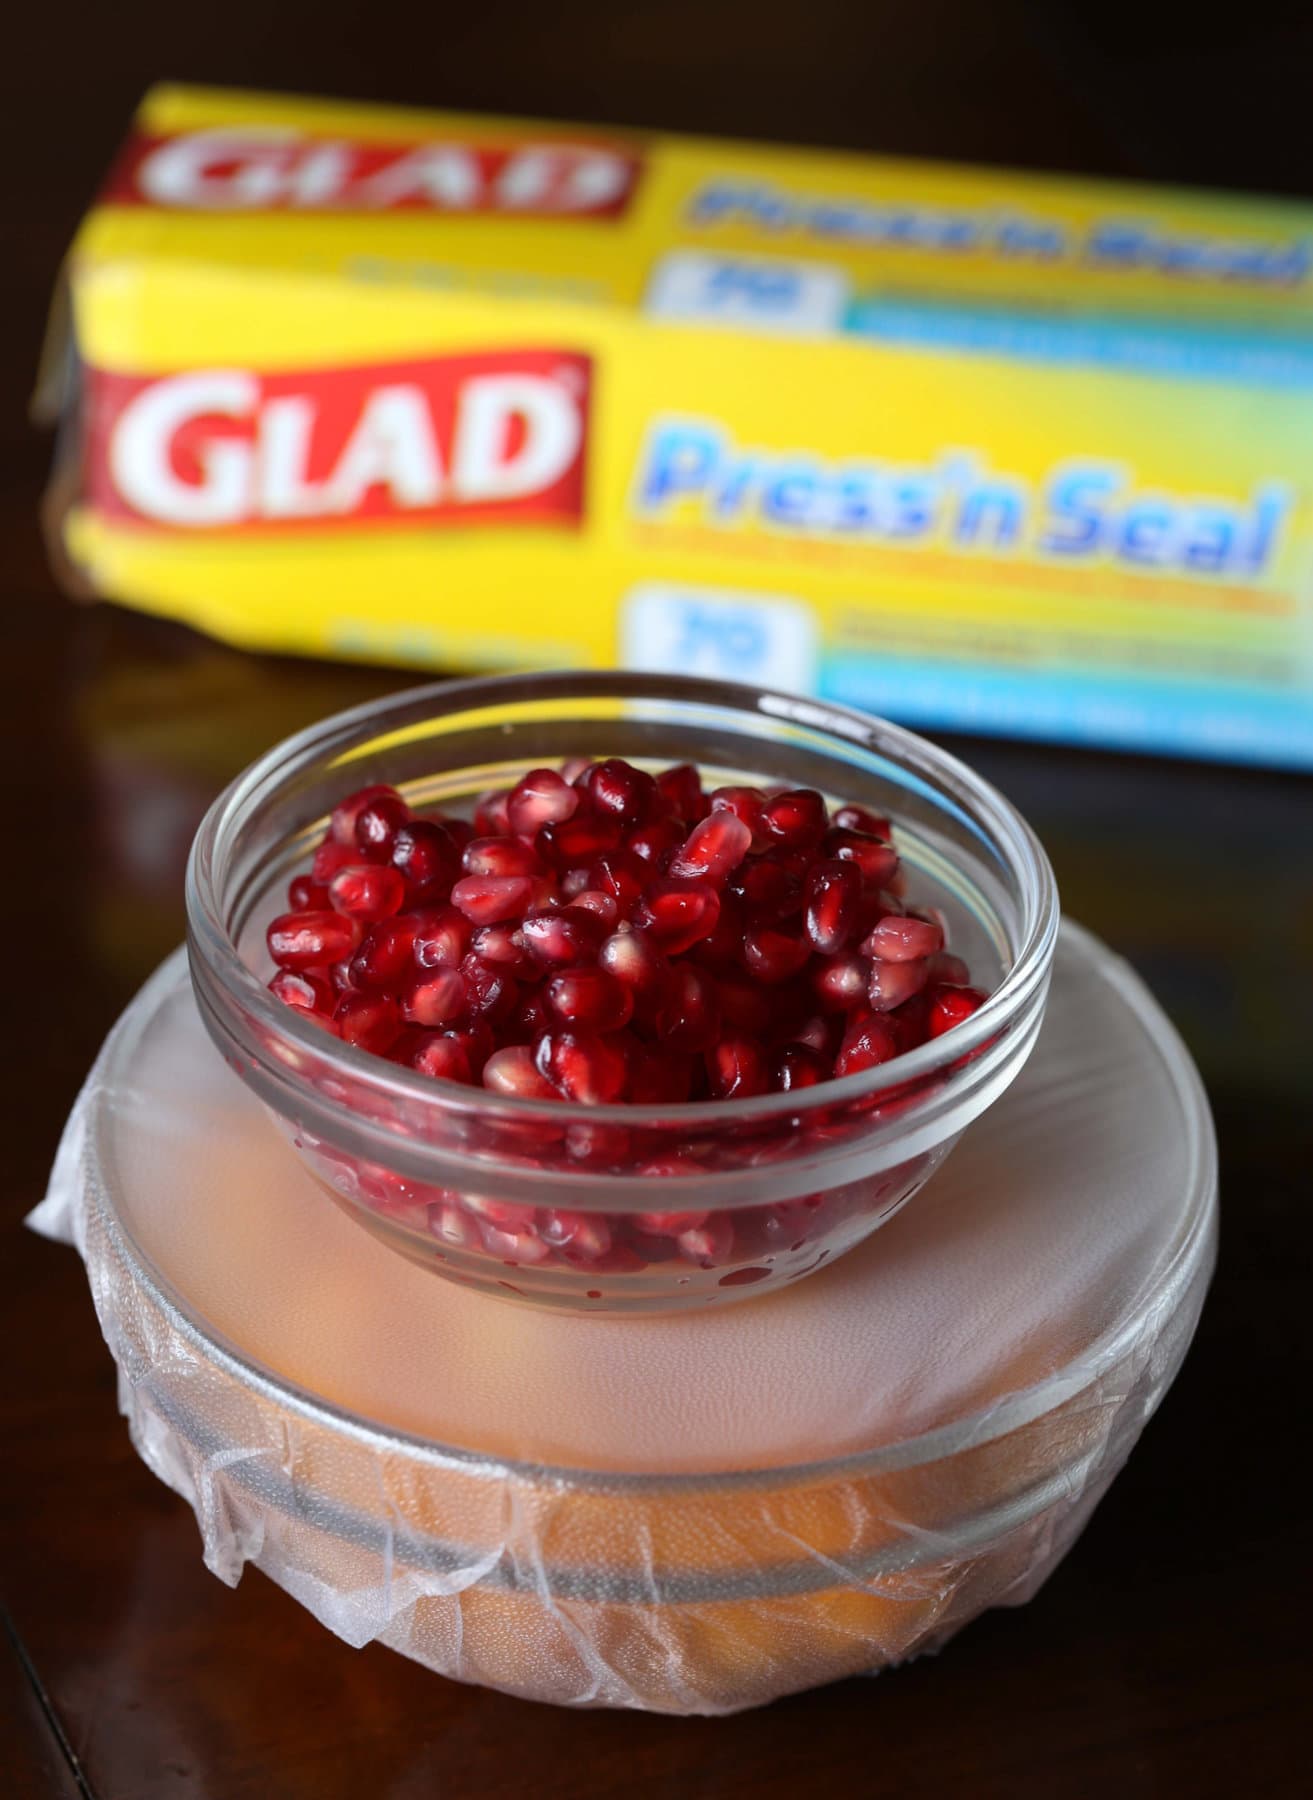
31,920,1215,1715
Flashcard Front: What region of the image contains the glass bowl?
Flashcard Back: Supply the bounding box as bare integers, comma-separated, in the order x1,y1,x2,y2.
186,671,1058,1313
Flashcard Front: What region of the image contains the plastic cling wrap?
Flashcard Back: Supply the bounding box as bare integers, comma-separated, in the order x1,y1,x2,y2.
29,922,1215,1712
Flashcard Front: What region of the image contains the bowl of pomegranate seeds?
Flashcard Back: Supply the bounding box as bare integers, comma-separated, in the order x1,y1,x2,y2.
186,672,1058,1312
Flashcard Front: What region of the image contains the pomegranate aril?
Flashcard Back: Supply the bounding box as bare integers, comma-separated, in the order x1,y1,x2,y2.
763,788,828,848
928,984,988,1038
668,810,752,884
824,827,900,891
311,840,361,884
715,970,773,1036
328,863,406,922
409,1032,473,1083
462,835,542,878
402,968,467,1028
628,1046,695,1103
482,1045,557,1099
330,783,403,847
655,965,720,1052
654,762,706,823
268,909,361,970
479,1220,551,1264
774,1044,830,1091
460,953,518,1022
678,1214,736,1266
791,1014,835,1055
730,855,803,921
470,923,534,972
625,818,683,866
448,1020,494,1075
835,1012,899,1076
559,755,593,785
564,1118,631,1166
473,788,512,836
688,888,746,971
506,987,551,1043
635,879,720,953
430,1204,482,1250
569,888,620,927
391,820,459,900
540,1209,613,1259
804,859,862,954
742,920,811,984
709,785,768,844
334,990,402,1054
288,875,330,911
545,966,633,1031
585,757,657,825
861,913,944,963
888,992,931,1054
451,874,534,923
599,930,670,1011
521,905,606,969
560,867,591,900
507,768,579,836
832,803,893,840
410,904,472,971
354,793,410,861
927,950,971,987
535,1031,628,1103
537,812,622,867
586,849,648,914
707,1035,770,1099
269,968,334,1016
867,957,929,1012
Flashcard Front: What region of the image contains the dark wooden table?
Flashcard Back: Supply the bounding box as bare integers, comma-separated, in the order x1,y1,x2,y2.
3,5,1311,1795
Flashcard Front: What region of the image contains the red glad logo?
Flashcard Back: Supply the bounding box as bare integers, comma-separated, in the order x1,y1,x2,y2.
103,126,640,217
85,350,592,532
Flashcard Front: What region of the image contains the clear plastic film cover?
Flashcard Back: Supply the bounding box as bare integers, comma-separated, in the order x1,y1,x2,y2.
29,920,1215,1713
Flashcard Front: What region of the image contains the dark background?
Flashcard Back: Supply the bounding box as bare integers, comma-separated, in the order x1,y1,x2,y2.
2,4,1311,1796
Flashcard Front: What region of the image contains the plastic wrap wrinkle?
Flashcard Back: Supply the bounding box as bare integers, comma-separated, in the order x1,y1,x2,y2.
30,923,1216,1712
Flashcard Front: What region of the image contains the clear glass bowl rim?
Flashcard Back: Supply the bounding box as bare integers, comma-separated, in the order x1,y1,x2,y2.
186,669,1060,1135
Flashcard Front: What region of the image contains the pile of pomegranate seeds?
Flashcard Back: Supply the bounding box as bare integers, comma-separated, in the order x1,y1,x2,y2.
266,760,986,1105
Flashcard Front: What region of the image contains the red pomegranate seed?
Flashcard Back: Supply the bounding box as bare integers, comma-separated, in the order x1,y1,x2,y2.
451,874,534,924
812,952,870,1012
835,1013,899,1076
928,984,988,1038
535,1031,628,1103
569,888,620,927
470,923,534,972
354,793,410,861
311,840,360,885
824,827,900,891
792,1014,836,1054
742,920,811,984
521,905,606,969
409,1032,473,1083
585,757,657,824
269,968,334,1016
507,768,579,836
268,910,362,970
462,835,542,878
636,1168,707,1234
668,810,752,884
430,1203,482,1250
345,915,414,988
540,1209,614,1259
707,1035,770,1099
479,1219,552,1264
537,813,622,867
482,1045,557,1099
774,1044,830,1091
560,867,591,900
862,914,944,963
654,762,706,822
678,1215,736,1265
288,875,330,911
460,953,518,1022
709,786,768,844
715,970,773,1036
927,950,970,985
599,928,669,999
868,958,930,1012
406,904,471,971
655,965,720,1052
473,788,512,836
402,968,467,1028
763,788,828,848
832,803,893,839
634,880,720,953
564,1118,632,1166
330,783,403,847
328,863,406,922
505,987,551,1043
888,992,931,1054
625,818,683,866
391,820,458,900
586,849,648,914
628,1046,695,1103
448,1020,494,1075
334,990,402,1053
559,755,593,785
804,859,862,954
545,966,634,1031
730,855,803,921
